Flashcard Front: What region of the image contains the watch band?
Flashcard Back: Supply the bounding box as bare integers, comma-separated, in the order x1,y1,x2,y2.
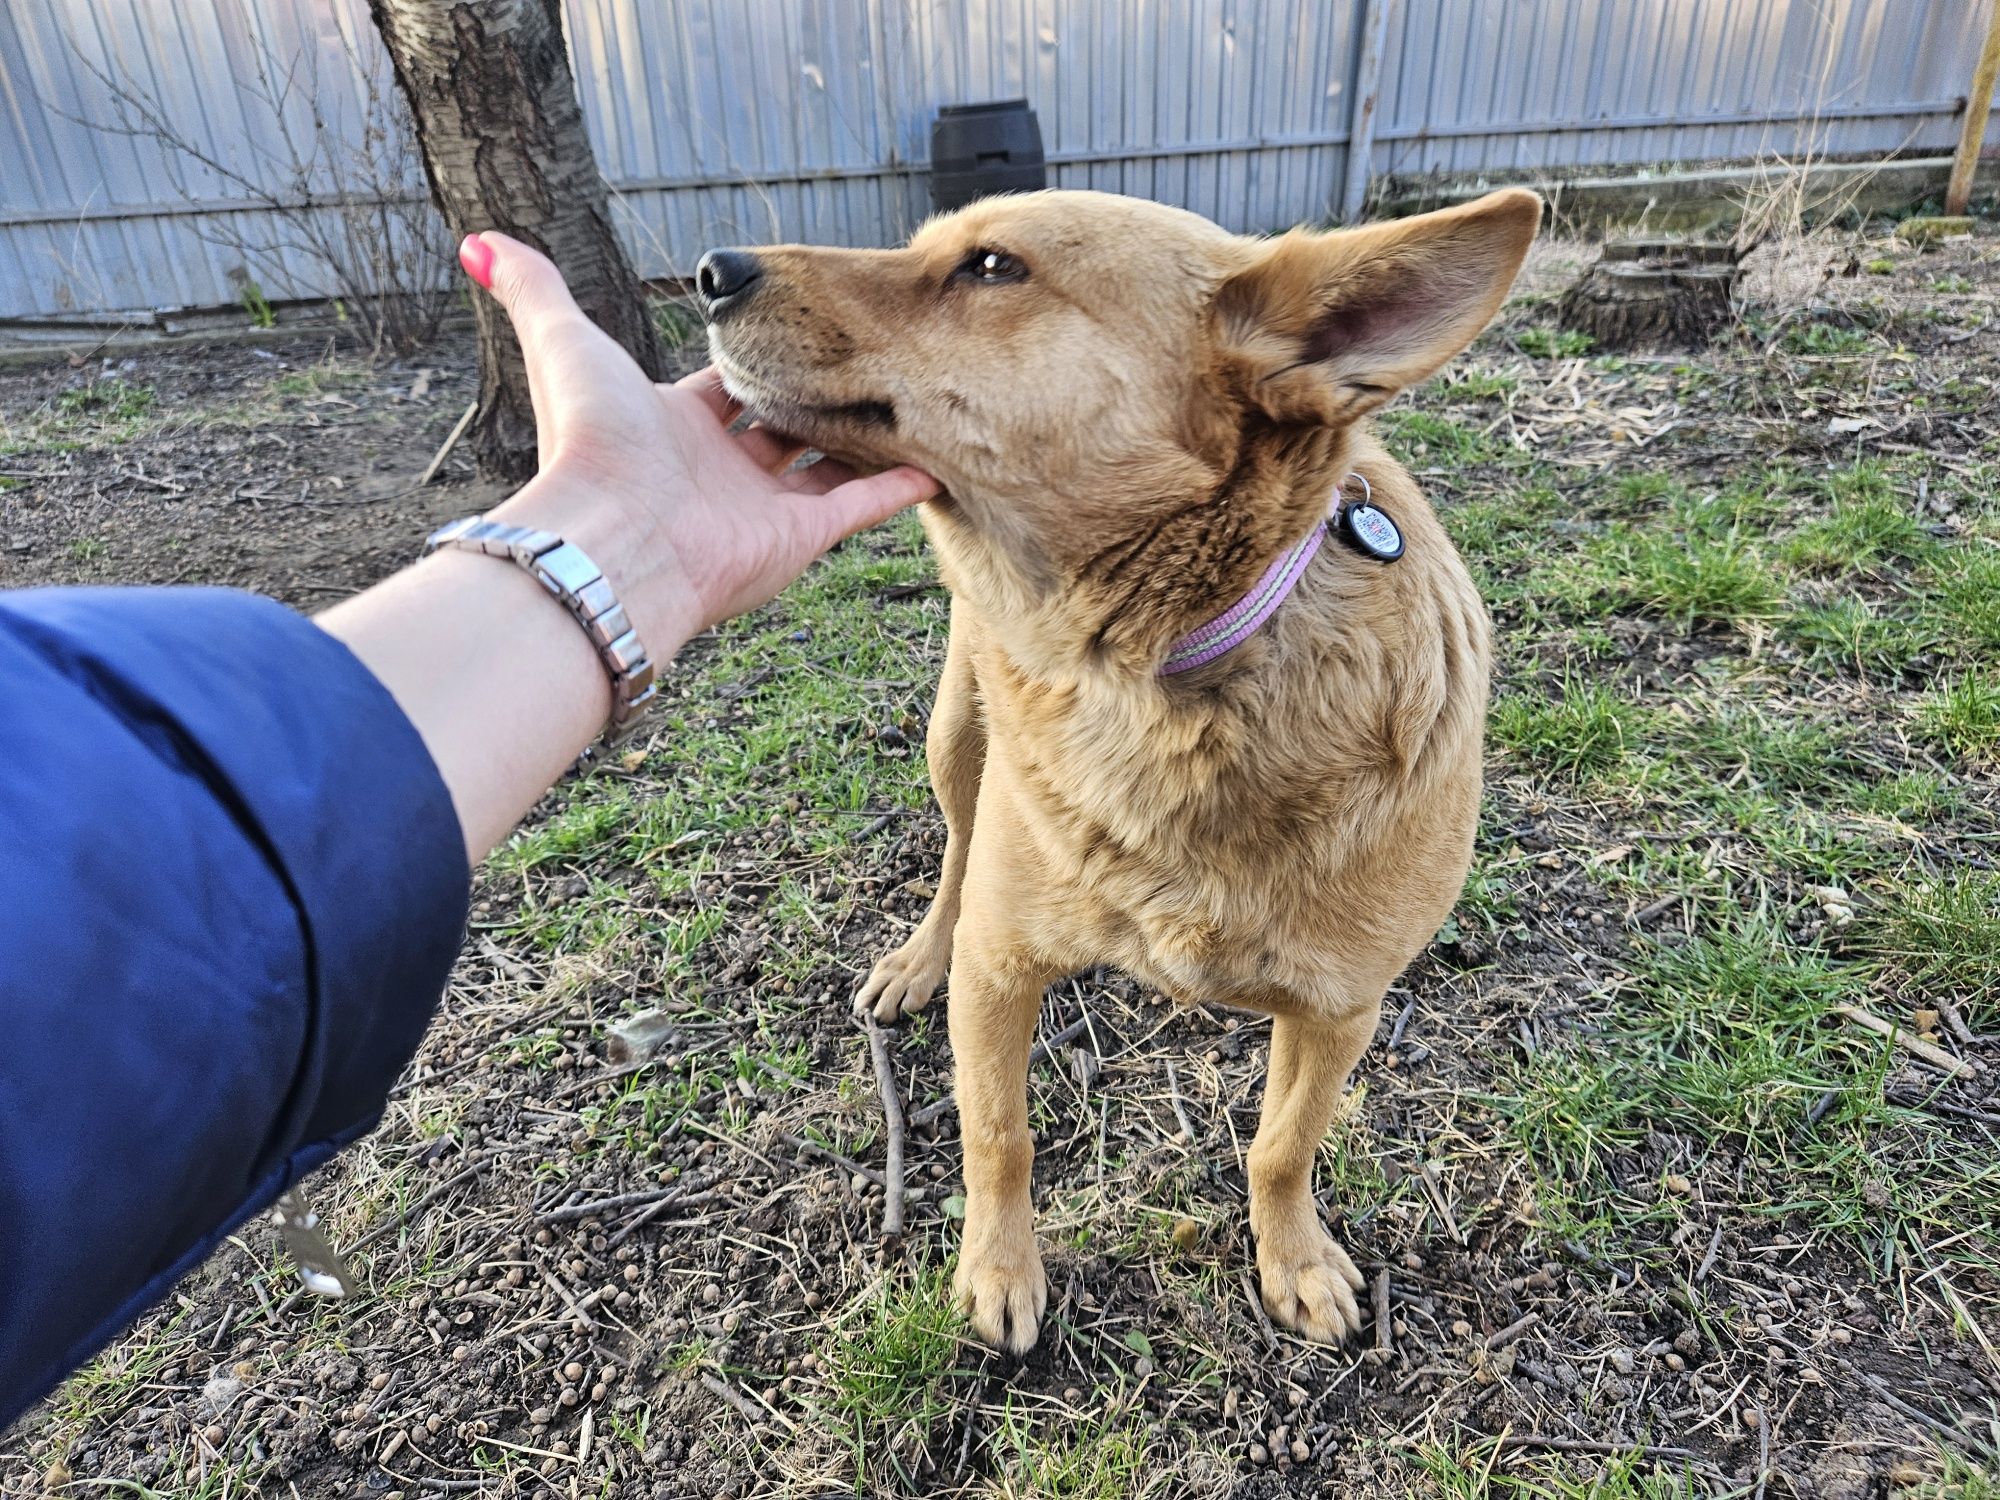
424,516,657,753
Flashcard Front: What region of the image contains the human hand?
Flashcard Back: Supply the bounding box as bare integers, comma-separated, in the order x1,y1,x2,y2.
459,231,939,655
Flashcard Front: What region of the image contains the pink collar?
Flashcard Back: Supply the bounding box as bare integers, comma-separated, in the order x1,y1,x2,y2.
1160,473,1371,676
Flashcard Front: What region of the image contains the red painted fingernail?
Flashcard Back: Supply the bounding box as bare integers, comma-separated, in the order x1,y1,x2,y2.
458,234,494,289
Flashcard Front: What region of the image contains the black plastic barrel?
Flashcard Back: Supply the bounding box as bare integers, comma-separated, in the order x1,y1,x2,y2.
929,100,1046,212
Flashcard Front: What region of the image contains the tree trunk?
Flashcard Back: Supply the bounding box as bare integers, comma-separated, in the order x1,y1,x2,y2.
366,0,665,481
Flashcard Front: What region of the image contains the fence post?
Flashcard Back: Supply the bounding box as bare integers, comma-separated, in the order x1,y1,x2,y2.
1946,0,2000,215
1340,0,1391,222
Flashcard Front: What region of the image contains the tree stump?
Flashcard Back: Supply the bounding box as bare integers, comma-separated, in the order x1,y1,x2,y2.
1557,239,1741,352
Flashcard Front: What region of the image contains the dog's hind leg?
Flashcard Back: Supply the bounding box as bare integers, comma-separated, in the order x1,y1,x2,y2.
857,612,986,1022
1246,1004,1379,1344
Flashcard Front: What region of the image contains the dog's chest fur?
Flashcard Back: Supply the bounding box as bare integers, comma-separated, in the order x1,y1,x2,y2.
942,462,1492,1021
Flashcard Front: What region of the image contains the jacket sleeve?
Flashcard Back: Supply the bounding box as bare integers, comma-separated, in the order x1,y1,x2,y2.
0,587,470,1431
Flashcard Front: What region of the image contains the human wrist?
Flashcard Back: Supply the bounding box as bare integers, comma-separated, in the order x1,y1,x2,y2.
486,466,705,664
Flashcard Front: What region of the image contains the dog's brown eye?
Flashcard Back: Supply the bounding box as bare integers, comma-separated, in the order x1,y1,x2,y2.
957,248,1027,285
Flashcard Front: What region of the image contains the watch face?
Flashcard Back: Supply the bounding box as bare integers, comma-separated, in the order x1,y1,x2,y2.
1341,502,1405,562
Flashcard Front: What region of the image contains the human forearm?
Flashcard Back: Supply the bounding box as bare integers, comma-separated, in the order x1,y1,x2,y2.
317,470,696,863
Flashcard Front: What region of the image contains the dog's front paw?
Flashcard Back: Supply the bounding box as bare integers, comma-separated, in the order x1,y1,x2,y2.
1257,1225,1366,1344
955,1219,1046,1354
855,929,950,1023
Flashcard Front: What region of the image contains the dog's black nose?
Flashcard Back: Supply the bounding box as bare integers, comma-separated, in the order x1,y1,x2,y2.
695,248,764,320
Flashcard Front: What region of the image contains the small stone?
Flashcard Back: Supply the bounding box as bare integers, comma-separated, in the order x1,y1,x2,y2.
1450,1320,1472,1338
700,1283,722,1307
1610,1349,1634,1375
1290,1438,1311,1463
591,1383,608,1402
1249,1443,1270,1465
722,1311,741,1333
452,1345,470,1363
1171,1218,1200,1251
624,1264,641,1282
203,1424,226,1446
1222,1388,1239,1421
560,1387,580,1408
370,1373,389,1391
1665,1353,1686,1371
1742,1407,1763,1429
564,1361,584,1382
529,1406,552,1427
1132,1356,1153,1378
1663,1174,1692,1196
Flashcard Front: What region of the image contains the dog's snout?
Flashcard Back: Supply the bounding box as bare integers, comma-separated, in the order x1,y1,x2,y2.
695,248,764,320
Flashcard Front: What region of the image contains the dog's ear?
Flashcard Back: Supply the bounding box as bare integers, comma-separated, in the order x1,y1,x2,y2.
1214,188,1541,426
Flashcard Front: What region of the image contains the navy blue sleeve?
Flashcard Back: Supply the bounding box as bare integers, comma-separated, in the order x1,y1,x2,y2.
0,587,470,1430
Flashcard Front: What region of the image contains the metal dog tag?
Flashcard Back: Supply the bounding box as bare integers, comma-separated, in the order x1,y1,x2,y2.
274,1188,354,1298
1337,500,1405,562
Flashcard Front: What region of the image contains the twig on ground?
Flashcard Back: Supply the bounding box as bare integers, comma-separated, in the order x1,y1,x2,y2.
1497,1434,1697,1461
606,1189,725,1249
417,400,477,486
1240,1268,1280,1353
1387,994,1419,1050
538,1183,710,1226
1886,1088,2000,1130
1695,1224,1726,1282
1854,1368,1999,1458
777,1131,892,1190
344,1154,495,1261
1630,892,1683,926
1485,1311,1541,1351
861,1016,908,1238
956,1371,996,1478
699,1371,767,1429
1165,1059,1197,1145
910,1016,1088,1127
1417,1162,1466,1246
1372,1269,1394,1359
1836,1003,1979,1078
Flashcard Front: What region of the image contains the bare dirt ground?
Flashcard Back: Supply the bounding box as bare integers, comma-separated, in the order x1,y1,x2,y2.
2,230,1997,1500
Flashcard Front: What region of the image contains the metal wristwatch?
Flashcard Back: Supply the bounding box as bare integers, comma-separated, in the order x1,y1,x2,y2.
424,516,658,755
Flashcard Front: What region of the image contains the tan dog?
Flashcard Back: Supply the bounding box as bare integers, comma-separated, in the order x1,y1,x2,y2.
697,187,1539,1352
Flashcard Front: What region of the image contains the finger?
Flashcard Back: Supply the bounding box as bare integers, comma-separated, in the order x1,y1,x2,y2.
674,366,741,426
776,453,859,493
796,465,940,551
463,232,595,380
736,423,808,474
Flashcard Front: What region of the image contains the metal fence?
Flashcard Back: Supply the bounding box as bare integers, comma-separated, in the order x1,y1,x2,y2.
2,0,1995,323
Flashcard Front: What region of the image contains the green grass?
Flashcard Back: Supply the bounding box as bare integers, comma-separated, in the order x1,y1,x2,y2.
1916,674,2000,763
822,1260,967,1488
1785,321,1873,356
1504,912,2000,1248
1408,1436,1689,1498
1515,327,1595,359
1925,546,2000,658
1378,408,1496,466
994,1404,1158,1499
1858,871,2000,1028
1489,677,1643,781
1786,596,1930,677
1783,474,1932,575
54,379,154,423
1611,528,1785,626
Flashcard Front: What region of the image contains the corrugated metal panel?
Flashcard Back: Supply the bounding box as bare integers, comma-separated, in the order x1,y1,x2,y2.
2,0,1996,321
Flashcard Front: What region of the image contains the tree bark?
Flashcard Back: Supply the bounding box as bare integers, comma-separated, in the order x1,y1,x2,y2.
366,0,665,481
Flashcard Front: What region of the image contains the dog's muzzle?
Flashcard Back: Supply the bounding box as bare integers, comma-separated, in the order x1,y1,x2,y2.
695,248,764,322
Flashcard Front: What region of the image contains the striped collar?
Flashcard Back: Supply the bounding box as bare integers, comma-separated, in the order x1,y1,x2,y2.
1159,473,1369,677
